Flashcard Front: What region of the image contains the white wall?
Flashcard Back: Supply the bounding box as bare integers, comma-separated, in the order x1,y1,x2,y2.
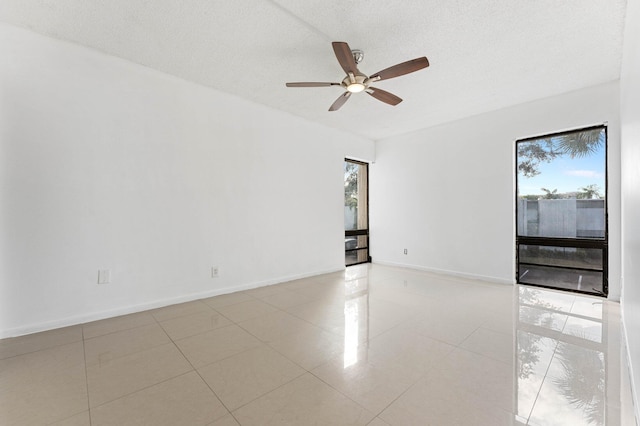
0,25,374,337
370,82,621,295
620,0,640,419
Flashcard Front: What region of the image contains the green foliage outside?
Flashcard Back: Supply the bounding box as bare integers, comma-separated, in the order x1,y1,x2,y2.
520,184,603,201
517,128,604,178
577,184,602,199
517,128,605,200
344,162,358,208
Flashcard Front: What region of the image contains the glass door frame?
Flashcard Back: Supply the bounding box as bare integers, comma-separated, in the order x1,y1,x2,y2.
345,158,371,266
515,125,608,297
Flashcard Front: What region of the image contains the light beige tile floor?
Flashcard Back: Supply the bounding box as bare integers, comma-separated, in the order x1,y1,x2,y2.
0,264,637,425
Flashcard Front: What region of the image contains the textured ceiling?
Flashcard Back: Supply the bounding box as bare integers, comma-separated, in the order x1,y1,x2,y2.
0,0,628,140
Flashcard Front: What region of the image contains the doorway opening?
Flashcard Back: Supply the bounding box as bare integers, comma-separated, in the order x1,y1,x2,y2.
344,159,370,266
515,125,608,296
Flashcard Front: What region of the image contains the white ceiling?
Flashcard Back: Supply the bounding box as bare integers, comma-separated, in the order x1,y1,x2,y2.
0,0,628,140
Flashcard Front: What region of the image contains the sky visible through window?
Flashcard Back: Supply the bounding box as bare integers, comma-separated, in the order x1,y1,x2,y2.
518,134,605,197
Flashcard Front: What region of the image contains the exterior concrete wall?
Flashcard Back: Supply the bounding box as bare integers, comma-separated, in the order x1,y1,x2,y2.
539,199,577,238
518,199,605,238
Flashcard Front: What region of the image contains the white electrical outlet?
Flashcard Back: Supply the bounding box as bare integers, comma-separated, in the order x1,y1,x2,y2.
97,269,111,284
211,266,219,278
404,249,408,255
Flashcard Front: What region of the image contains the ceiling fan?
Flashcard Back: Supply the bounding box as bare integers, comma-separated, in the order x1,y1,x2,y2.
286,41,429,111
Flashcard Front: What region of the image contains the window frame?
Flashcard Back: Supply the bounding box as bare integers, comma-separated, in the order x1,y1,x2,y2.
344,158,371,266
514,125,608,296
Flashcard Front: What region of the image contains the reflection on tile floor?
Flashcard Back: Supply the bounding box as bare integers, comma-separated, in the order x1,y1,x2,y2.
0,264,636,425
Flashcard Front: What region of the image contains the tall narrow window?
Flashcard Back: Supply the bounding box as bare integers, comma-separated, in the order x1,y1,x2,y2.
344,159,370,266
516,126,607,296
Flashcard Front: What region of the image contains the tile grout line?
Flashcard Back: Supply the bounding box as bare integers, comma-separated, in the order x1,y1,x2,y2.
88,370,197,412
359,323,513,420
305,368,385,420
225,370,308,416
168,330,244,425
457,326,515,365
232,275,474,420
72,283,333,423
83,294,260,342
157,304,284,425
187,313,320,419
83,317,158,341
86,314,195,413
81,326,93,426
523,335,563,424
149,301,219,324
172,325,262,370
193,281,373,420
523,301,573,424
0,326,83,361
364,339,462,419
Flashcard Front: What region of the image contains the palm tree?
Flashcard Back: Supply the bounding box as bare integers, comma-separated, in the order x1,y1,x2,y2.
552,128,605,159
541,187,559,199
518,128,605,177
553,341,605,426
577,184,602,199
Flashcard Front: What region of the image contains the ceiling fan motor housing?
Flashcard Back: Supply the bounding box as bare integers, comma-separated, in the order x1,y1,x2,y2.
342,73,369,92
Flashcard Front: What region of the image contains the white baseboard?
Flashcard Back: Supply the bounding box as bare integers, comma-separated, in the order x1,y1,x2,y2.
0,266,344,339
373,260,514,285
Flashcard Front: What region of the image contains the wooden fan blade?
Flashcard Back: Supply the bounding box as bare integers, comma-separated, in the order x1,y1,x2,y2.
369,57,429,81
329,92,351,111
332,42,359,75
367,87,403,106
286,82,341,87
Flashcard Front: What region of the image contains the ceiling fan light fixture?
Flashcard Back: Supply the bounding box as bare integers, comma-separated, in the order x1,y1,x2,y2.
347,82,366,93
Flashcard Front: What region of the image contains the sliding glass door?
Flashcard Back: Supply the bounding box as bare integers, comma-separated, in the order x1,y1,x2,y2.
344,159,370,266
516,126,607,296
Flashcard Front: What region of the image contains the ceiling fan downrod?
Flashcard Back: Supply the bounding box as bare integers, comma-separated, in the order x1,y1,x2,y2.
351,49,364,64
